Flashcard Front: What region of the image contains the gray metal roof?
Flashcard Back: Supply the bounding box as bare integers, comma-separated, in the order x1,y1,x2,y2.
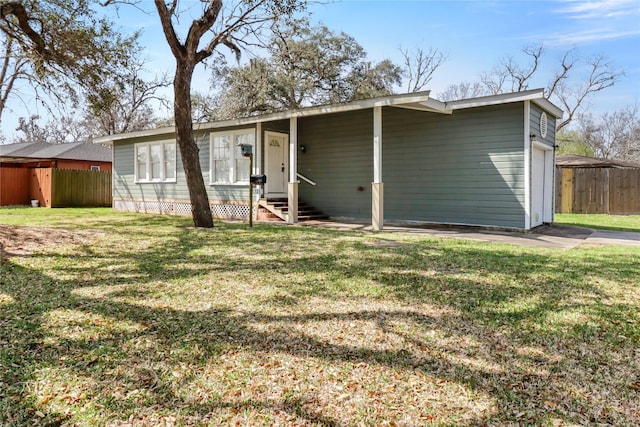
0,142,112,163
556,154,640,169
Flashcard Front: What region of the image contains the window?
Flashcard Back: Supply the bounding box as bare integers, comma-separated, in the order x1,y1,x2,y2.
135,141,176,183
90,165,100,171
210,129,255,184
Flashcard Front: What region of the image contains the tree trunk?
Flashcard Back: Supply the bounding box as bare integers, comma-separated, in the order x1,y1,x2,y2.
174,63,214,228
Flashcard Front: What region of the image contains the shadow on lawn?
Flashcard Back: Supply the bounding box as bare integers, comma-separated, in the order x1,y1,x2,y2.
0,224,638,425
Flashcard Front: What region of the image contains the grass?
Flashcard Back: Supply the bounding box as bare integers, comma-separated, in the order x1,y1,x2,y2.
555,213,640,233
1,207,639,426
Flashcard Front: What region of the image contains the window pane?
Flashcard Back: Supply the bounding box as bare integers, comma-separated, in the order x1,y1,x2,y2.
234,132,254,182
164,143,176,179
236,158,250,182
213,135,231,182
136,145,147,180
215,160,230,183
150,144,162,179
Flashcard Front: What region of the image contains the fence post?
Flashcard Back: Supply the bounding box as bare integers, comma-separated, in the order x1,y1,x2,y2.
561,168,573,214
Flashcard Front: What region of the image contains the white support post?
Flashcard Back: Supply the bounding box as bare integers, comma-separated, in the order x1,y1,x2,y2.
254,122,262,220
288,117,299,224
524,101,531,230
255,122,262,175
372,106,384,231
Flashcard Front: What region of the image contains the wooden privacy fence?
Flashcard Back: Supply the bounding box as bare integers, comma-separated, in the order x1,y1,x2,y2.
50,169,112,207
555,167,640,214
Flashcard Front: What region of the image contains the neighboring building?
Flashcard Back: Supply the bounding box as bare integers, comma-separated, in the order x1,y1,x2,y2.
0,142,112,207
556,154,640,169
94,89,562,230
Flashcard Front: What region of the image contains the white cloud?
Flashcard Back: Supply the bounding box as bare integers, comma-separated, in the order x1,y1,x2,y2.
556,0,640,19
544,27,640,46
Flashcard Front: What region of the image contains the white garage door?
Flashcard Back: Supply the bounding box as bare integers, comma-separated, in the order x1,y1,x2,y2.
531,147,546,227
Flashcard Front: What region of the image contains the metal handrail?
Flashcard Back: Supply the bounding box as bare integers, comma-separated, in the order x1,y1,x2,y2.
296,173,317,186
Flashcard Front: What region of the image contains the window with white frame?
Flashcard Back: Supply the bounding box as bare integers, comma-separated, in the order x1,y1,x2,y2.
210,129,255,184
135,141,176,183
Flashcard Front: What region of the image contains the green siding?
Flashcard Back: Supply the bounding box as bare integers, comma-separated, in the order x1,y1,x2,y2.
112,103,532,228
530,104,556,148
298,110,373,219
382,104,526,228
113,127,255,204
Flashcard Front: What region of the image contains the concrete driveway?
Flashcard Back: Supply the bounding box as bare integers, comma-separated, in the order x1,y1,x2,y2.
300,221,640,249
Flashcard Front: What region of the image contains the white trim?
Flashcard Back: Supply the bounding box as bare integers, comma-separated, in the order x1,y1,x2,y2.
264,131,288,196
94,88,563,146
533,98,563,119
532,141,555,225
447,89,544,110
133,140,177,184
209,128,255,185
524,101,531,230
532,140,553,151
289,117,298,183
373,106,383,183
94,91,443,145
255,122,262,175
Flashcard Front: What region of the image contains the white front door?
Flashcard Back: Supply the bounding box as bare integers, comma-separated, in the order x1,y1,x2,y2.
531,146,546,227
265,132,287,196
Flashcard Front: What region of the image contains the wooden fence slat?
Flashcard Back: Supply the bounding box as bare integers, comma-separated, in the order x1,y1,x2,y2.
561,168,573,213
0,167,30,206
51,169,112,207
556,167,640,215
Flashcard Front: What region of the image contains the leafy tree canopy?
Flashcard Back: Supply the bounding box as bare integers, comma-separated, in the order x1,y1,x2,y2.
211,18,403,120
0,0,140,118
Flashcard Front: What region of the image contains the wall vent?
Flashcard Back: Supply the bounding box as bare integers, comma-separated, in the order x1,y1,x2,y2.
540,112,548,139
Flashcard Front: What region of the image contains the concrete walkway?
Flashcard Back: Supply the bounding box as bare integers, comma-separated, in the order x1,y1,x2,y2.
298,220,640,249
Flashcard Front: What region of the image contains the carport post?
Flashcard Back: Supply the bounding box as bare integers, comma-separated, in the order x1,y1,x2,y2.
372,106,384,231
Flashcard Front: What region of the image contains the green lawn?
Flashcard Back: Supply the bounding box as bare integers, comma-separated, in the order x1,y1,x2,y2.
1,208,639,426
555,213,640,233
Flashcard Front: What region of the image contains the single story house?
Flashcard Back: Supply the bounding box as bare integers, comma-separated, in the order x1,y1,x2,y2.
0,142,112,207
94,89,562,230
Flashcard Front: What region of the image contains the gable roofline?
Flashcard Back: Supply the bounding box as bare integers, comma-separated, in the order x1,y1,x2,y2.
94,88,563,145
445,89,564,118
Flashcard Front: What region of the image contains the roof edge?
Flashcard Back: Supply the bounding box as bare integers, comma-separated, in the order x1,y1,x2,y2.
445,88,563,118
93,88,564,145
94,91,435,145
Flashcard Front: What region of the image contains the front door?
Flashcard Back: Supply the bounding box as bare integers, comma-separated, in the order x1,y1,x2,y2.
265,132,287,196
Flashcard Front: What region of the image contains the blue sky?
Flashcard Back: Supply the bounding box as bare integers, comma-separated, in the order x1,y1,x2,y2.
3,0,639,139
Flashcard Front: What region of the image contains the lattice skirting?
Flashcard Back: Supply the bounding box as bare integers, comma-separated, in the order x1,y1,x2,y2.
114,199,252,220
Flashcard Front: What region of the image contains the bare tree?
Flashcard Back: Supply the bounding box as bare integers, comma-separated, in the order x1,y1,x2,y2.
552,55,622,130
578,105,640,161
441,43,623,130
13,114,87,144
438,81,486,102
85,54,169,137
400,46,446,93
